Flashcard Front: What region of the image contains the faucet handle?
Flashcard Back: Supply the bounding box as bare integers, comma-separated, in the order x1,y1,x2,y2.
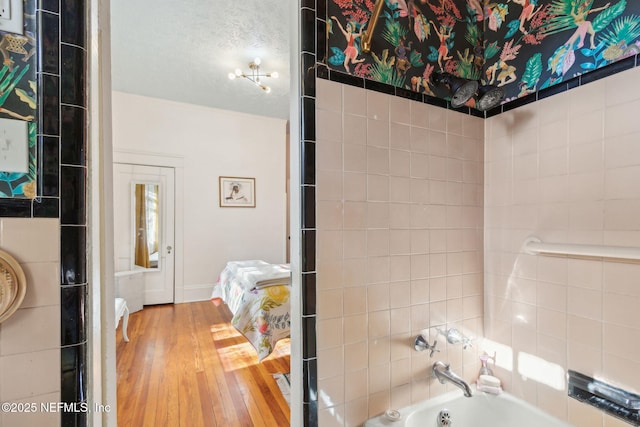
414,335,440,358
429,340,440,357
414,334,429,351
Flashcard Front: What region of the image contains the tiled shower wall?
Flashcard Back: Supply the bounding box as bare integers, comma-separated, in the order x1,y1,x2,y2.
484,66,640,427
315,79,484,426
0,1,87,426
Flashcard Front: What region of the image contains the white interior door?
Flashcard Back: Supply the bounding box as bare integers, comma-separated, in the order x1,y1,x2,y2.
113,163,175,305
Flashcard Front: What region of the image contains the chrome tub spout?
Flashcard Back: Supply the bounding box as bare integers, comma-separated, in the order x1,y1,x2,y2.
432,361,472,397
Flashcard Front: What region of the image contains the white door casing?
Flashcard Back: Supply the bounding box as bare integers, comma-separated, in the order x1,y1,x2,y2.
113,163,175,305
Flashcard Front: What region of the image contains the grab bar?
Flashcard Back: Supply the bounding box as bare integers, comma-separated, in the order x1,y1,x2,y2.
523,236,640,262
361,0,384,53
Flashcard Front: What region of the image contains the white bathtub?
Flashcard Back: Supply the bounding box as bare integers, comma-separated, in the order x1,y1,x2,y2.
365,389,573,427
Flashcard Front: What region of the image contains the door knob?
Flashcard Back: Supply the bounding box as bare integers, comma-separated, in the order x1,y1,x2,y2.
167,245,172,254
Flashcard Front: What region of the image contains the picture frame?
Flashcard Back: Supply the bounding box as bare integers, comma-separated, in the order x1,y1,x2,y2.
219,176,256,208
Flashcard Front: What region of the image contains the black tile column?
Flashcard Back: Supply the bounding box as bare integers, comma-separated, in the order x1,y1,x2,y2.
58,0,87,425
300,2,318,426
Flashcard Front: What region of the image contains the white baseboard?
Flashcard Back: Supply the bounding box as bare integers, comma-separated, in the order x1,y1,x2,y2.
181,284,215,303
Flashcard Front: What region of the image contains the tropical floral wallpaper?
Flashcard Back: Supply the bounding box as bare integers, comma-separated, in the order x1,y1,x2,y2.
327,0,640,108
0,25,38,198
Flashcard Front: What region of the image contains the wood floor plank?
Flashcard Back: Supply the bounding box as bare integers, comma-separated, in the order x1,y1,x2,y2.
116,300,290,426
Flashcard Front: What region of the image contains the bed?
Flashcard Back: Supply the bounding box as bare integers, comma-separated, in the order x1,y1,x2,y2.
211,260,291,361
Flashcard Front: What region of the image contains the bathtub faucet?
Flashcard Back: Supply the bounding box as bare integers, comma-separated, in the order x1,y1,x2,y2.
432,361,473,397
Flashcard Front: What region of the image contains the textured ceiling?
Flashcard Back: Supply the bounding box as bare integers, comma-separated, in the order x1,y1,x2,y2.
110,0,291,120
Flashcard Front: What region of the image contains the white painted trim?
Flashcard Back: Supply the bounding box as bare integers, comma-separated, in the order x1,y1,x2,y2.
112,154,185,304
182,284,216,303
288,2,303,426
113,149,184,168
89,0,116,425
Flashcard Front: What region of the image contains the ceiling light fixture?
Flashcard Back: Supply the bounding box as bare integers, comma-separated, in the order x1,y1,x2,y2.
228,58,278,93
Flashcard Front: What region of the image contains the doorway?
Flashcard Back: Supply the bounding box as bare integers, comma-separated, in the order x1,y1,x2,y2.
113,163,176,305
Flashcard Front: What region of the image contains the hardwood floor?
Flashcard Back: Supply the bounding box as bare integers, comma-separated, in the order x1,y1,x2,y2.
116,300,290,427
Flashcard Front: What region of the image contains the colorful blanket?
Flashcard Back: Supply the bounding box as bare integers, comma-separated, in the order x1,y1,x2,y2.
212,261,291,361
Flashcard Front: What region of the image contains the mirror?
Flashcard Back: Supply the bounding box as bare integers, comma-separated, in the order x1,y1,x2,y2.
133,183,160,269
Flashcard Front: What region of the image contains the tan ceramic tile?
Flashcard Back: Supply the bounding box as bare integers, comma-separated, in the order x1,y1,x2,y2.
345,341,368,373
343,288,367,317
366,230,389,258
569,79,605,116
316,200,343,230
389,176,412,203
0,306,60,356
343,258,367,287
605,67,640,107
604,99,640,138
368,363,390,394
318,289,344,320
390,97,411,125
317,259,343,290
389,255,411,282
410,127,429,153
367,91,390,121
316,79,342,111
317,109,343,143
19,262,60,309
0,219,59,264
367,146,390,175
344,114,367,145
603,323,640,361
367,283,390,312
345,369,369,402
367,118,390,148
343,84,367,116
389,149,411,177
368,202,390,228
318,375,345,409
318,318,344,350
366,256,390,285
344,312,367,342
1,392,61,427
389,281,411,308
343,171,367,202
390,122,411,150
317,140,343,171
603,199,640,231
0,349,59,400
389,230,411,255
319,405,346,427
343,201,366,229
318,346,345,379
367,174,389,201
605,165,640,200
410,101,429,129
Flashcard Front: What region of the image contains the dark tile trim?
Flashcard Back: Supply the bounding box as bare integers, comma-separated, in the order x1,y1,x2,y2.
302,4,319,427
501,92,537,113
317,31,640,117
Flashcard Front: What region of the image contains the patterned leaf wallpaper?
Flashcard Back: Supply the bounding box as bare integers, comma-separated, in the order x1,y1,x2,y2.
327,0,640,108
0,20,38,198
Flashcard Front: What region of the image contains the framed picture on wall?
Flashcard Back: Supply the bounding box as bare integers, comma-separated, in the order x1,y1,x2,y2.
219,176,256,208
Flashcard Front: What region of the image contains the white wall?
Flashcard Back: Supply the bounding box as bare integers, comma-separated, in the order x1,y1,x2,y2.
484,66,640,426
111,92,288,301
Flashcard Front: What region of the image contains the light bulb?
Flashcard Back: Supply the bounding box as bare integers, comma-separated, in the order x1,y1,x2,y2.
235,68,242,76
254,57,261,66
263,85,271,93
271,71,279,79
228,72,236,80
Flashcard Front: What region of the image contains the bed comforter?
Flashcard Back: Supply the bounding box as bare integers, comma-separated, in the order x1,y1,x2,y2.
212,260,291,361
